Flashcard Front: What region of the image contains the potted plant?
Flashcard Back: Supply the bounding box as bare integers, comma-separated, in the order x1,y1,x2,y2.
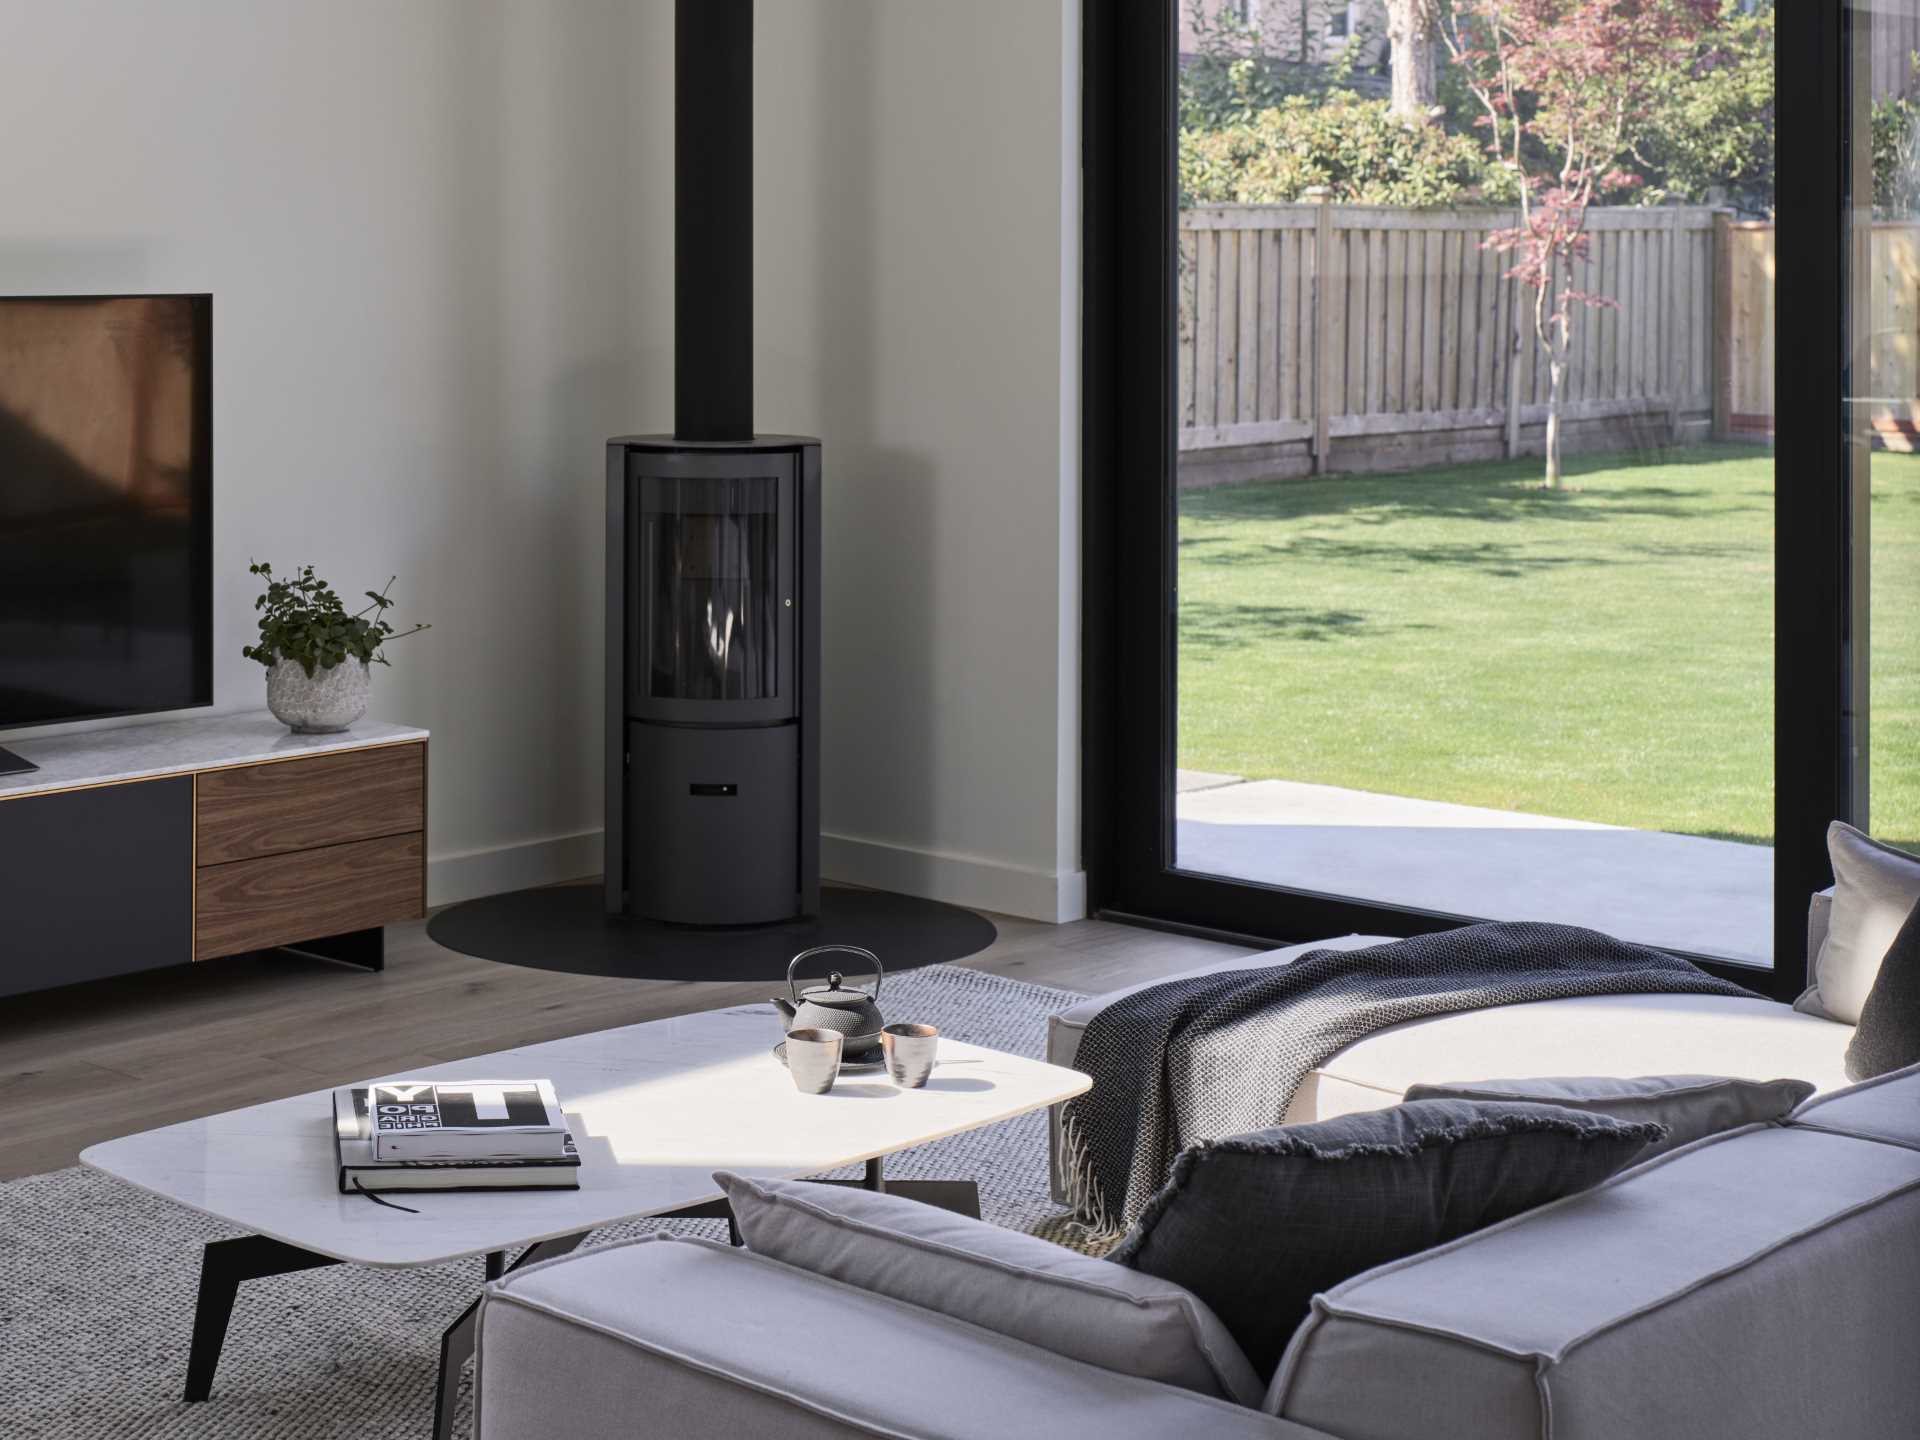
243,562,429,733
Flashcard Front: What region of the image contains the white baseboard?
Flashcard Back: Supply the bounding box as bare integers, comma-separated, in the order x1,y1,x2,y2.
821,832,1087,924
426,827,1087,925
427,829,603,907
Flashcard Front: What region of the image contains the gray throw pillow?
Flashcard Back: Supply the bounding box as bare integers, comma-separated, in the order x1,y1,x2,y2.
1404,1074,1814,1156
715,1171,1264,1406
1847,899,1920,1082
1797,822,1920,1025
1109,1100,1666,1380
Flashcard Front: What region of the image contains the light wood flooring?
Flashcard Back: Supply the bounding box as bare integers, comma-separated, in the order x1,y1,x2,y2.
0,892,1251,1181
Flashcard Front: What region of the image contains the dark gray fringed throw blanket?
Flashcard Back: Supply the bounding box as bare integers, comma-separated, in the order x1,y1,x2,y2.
1059,921,1758,1232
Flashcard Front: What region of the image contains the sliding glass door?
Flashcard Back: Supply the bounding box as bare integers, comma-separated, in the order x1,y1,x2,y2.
1864,4,1920,858
1086,1,1882,998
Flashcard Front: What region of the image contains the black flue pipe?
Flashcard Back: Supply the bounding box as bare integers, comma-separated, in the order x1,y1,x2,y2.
675,0,754,443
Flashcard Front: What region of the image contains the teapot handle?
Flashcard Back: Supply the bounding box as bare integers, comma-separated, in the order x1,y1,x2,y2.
787,944,884,1004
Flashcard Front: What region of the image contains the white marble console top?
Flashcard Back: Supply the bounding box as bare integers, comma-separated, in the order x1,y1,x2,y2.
0,711,429,800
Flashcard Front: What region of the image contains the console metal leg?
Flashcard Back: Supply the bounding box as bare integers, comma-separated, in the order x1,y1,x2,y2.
184,1236,340,1402
433,1231,589,1440
279,926,386,972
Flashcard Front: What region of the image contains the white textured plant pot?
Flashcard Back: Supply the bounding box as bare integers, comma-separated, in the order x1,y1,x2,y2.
266,657,370,734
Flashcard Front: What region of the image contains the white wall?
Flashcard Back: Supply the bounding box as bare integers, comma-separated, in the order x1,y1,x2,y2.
0,0,1083,921
750,0,1084,920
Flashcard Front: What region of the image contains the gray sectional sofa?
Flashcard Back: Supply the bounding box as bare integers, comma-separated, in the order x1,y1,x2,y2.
476,1067,1920,1436
474,1073,1920,1440
474,894,1917,1439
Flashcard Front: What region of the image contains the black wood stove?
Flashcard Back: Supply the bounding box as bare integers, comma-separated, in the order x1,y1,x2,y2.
605,0,820,924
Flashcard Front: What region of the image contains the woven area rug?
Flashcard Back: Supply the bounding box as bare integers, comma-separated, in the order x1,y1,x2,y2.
0,965,1092,1440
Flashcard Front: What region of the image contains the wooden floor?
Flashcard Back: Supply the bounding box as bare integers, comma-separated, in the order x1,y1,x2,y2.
0,893,1250,1181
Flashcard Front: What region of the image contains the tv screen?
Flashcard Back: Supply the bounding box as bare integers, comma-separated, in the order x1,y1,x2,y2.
0,295,212,729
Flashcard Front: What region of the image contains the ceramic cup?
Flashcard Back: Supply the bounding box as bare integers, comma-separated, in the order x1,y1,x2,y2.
881,1022,939,1089
784,1027,844,1094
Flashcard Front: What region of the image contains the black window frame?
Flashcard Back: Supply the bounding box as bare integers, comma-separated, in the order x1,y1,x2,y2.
1083,0,1860,1001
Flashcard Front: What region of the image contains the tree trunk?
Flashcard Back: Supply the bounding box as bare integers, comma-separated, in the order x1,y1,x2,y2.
1543,358,1565,489
1385,0,1439,125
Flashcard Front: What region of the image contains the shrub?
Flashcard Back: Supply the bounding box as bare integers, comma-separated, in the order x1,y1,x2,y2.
1629,1,1774,216
1875,79,1920,219
1179,92,1514,209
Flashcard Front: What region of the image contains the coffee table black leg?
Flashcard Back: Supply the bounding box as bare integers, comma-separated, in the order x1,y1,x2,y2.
816,1158,982,1219
433,1231,590,1440
870,1179,982,1217
184,1236,341,1402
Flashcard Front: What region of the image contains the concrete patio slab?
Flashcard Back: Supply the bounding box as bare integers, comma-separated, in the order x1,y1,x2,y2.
1175,779,1773,967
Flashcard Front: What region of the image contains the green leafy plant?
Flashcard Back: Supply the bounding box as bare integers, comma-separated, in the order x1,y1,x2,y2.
1627,0,1774,216
1180,91,1514,208
241,562,429,677
1874,55,1920,219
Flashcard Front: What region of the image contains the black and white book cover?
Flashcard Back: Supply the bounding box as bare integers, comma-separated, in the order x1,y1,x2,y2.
332,1087,581,1193
344,1080,570,1161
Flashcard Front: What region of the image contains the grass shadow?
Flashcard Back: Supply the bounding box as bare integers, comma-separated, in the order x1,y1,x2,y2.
1180,600,1427,650
1180,444,1773,532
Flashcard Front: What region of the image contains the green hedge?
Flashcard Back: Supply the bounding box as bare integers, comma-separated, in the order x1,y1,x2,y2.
1180,93,1515,210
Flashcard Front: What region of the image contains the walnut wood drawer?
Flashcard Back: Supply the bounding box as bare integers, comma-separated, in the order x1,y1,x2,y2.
196,743,424,866
195,832,424,961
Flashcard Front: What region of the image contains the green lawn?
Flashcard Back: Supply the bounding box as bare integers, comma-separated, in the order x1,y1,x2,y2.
1177,444,1920,851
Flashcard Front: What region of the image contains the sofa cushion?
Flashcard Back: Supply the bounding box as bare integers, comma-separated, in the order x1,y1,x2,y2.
476,1234,1328,1440
1048,946,1850,1130
1797,822,1920,1025
1109,1100,1665,1381
715,1171,1264,1406
1045,925,1853,1205
1847,901,1920,1081
1789,1058,1920,1150
1312,992,1853,1120
1269,1123,1920,1440
1404,1074,1814,1157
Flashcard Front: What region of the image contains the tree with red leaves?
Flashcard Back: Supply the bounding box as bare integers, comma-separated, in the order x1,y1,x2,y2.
1431,0,1720,486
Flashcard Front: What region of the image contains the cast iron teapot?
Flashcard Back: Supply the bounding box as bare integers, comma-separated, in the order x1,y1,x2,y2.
772,945,885,1057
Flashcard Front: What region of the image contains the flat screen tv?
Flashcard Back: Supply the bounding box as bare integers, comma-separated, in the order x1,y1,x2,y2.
0,295,212,771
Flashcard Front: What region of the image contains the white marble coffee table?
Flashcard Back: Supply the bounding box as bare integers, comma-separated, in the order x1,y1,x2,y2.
82,1001,1090,1439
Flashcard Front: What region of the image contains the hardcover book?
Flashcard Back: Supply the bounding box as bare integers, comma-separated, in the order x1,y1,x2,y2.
332,1086,581,1194
359,1079,569,1161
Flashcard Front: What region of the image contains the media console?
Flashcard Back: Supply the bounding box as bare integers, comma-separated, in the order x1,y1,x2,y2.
0,713,428,1000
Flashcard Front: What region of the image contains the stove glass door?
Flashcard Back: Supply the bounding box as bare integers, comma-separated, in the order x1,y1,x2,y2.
631,465,795,723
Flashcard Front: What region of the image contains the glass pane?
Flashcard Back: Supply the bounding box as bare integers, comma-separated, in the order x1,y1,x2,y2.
1865,1,1920,851
1171,0,1775,964
638,474,779,702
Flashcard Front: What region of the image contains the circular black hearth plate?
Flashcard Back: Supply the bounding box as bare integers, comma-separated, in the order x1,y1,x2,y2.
426,884,997,983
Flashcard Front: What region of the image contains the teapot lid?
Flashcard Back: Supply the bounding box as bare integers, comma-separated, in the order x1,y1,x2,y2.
787,945,885,1009
801,972,872,1007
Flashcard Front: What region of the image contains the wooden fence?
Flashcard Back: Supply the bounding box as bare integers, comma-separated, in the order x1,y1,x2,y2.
1868,5,1920,104
1871,225,1920,447
1721,220,1920,448
1720,219,1774,439
1178,202,1721,483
